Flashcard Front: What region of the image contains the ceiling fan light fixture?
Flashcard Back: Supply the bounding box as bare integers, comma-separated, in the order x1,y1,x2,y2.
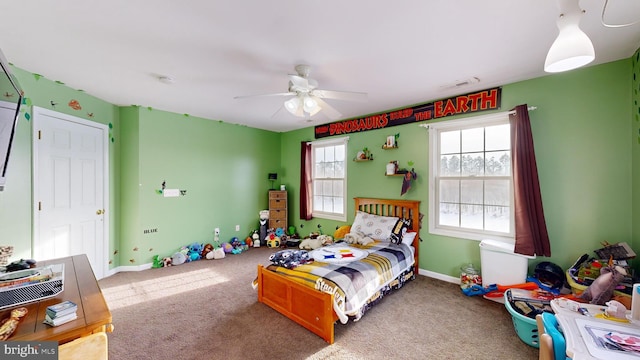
544,0,595,73
303,95,321,116
284,96,301,114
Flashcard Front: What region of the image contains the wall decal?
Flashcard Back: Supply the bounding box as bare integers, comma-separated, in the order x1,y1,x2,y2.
33,74,42,81
68,99,81,110
50,101,58,108
54,80,64,85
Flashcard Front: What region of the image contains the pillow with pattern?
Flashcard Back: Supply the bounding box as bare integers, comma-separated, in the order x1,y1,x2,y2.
389,218,411,244
350,211,399,240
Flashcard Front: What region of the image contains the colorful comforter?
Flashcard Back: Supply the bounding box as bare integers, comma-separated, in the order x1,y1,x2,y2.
262,241,415,324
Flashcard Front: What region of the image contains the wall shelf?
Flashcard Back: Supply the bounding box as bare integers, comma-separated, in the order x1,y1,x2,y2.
382,145,398,150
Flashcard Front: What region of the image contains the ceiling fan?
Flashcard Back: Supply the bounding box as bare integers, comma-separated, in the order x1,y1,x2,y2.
234,64,367,120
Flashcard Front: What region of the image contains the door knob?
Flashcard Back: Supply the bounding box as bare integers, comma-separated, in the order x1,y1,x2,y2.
96,209,103,215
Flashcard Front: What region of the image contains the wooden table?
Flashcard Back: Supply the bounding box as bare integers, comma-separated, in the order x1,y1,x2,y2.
0,254,112,344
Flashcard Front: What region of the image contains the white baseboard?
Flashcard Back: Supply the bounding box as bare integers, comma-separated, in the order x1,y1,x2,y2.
419,268,460,284
106,262,153,277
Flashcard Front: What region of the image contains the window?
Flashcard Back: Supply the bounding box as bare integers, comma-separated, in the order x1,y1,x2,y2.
311,137,348,221
428,112,513,242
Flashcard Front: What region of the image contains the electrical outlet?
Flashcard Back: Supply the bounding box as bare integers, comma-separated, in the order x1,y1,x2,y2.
215,228,220,235
235,225,240,231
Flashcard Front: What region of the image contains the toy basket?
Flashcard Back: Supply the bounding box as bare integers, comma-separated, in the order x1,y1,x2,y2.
566,269,630,299
503,290,539,348
0,246,13,266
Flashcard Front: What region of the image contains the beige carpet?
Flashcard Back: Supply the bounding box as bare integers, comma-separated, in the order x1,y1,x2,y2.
98,247,538,360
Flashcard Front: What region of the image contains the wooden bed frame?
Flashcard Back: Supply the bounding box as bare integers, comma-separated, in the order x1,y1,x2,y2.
256,197,421,344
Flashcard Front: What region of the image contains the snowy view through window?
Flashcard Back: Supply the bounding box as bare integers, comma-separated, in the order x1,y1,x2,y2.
438,123,511,234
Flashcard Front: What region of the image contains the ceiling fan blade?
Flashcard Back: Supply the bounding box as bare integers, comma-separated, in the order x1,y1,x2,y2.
311,89,367,102
313,96,342,120
233,92,295,100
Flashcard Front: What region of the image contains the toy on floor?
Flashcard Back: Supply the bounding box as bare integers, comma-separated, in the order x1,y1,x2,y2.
211,247,225,259
252,230,260,248
222,242,234,253
201,243,214,259
187,242,203,261
172,251,186,265
162,257,172,266
266,233,281,248
152,255,163,268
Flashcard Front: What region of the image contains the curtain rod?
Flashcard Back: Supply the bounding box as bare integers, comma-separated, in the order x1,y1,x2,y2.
418,106,537,129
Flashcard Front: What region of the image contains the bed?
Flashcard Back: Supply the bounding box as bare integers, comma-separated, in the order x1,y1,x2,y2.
255,197,421,344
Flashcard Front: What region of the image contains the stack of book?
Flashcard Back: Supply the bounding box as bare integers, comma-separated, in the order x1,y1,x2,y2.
44,300,77,326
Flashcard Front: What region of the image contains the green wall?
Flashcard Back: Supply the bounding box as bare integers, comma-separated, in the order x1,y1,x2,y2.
0,66,282,270
0,54,636,281
117,107,281,266
281,59,633,280
0,68,120,263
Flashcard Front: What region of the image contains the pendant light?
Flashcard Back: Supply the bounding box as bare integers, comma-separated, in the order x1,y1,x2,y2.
544,0,595,73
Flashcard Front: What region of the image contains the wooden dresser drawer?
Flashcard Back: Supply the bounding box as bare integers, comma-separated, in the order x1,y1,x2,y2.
269,218,287,229
269,190,287,200
270,209,286,219
269,199,286,209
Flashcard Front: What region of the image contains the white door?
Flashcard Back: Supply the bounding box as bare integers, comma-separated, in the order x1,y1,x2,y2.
33,107,109,279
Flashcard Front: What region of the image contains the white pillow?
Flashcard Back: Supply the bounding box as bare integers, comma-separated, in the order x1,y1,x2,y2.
401,231,417,246
350,211,399,240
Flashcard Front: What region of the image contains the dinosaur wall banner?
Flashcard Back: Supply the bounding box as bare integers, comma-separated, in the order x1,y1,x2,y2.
314,87,501,139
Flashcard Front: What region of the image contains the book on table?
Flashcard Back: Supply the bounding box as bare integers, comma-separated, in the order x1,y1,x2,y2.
45,300,77,319
44,312,77,326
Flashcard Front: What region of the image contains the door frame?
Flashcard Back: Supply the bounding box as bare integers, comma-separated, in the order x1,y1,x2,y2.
31,106,110,279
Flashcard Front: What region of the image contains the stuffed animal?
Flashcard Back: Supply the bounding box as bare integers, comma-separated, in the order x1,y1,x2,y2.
333,225,351,241
188,242,203,261
344,232,374,246
162,257,173,267
201,243,214,259
580,264,627,305
152,255,163,268
267,237,281,248
172,251,186,265
222,242,234,253
211,247,225,259
299,236,332,250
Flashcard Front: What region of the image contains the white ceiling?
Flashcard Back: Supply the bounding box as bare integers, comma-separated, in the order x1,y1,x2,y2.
1,1,639,132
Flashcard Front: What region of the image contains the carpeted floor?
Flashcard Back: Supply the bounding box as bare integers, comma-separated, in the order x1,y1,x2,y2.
98,247,538,360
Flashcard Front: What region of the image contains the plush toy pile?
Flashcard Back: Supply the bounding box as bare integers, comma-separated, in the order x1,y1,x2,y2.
152,233,253,268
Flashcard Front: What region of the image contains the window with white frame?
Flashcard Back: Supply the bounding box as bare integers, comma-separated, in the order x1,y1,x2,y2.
428,112,514,242
311,137,348,221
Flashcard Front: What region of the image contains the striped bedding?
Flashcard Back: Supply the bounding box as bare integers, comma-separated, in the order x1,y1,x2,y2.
263,240,415,324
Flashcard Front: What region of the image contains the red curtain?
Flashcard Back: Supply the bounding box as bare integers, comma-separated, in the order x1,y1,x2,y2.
300,141,313,220
510,104,551,257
